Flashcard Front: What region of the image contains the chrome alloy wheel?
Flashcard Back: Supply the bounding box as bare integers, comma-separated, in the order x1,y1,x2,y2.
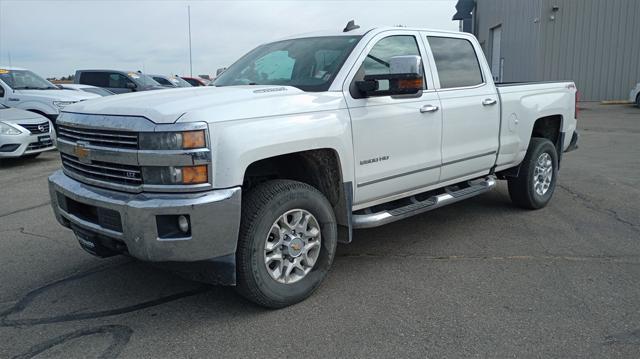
533,152,553,196
264,209,322,284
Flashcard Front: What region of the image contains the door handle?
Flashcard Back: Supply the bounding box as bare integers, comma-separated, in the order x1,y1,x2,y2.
482,98,497,106
420,104,439,113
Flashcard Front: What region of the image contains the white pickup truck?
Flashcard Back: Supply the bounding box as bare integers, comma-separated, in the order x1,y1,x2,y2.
48,25,578,308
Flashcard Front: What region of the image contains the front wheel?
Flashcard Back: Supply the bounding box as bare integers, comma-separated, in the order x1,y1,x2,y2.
235,180,337,308
508,138,558,209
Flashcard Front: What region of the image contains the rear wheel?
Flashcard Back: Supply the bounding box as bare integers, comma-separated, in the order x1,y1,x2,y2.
636,94,640,108
508,138,558,209
235,180,337,308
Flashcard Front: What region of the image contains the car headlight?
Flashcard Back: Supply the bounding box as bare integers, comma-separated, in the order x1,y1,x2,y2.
142,165,208,185
139,130,206,150
0,122,22,135
53,101,77,109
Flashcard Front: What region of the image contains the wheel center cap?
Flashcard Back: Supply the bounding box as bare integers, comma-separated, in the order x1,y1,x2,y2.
287,237,304,257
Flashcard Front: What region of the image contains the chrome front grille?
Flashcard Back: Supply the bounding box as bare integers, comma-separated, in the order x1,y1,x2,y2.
19,122,50,134
58,125,138,149
61,153,142,186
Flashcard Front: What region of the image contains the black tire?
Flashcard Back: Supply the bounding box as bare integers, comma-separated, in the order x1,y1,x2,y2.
508,138,558,209
636,94,640,108
236,180,337,308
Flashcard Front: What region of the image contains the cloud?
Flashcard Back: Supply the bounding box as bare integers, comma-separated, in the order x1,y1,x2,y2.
0,0,458,78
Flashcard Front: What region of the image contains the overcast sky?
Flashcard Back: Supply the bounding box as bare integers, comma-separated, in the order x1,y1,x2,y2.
0,0,458,78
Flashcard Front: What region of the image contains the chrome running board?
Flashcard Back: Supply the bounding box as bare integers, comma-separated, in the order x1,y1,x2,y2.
352,176,497,229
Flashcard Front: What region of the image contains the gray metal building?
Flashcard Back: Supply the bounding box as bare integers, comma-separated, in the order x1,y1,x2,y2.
454,0,640,101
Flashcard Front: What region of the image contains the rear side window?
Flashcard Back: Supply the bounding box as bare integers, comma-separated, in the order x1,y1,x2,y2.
79,72,109,87
427,36,483,89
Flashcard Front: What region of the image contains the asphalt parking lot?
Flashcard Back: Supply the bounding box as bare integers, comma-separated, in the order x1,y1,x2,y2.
1,103,639,358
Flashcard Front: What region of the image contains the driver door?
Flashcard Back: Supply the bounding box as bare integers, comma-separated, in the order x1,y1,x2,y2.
343,30,443,206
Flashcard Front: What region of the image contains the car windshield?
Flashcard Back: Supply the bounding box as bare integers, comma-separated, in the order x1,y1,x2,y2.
82,87,114,96
214,36,361,92
0,69,58,90
169,76,192,87
126,72,161,87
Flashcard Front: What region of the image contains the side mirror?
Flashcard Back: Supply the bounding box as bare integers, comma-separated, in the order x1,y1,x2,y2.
356,55,423,97
126,82,137,90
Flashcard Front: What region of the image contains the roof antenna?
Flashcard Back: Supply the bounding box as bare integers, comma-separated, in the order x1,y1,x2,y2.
343,20,360,32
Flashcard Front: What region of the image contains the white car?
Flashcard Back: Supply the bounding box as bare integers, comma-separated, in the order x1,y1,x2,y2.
49,24,578,308
630,83,640,107
0,67,100,126
57,83,115,97
0,104,55,158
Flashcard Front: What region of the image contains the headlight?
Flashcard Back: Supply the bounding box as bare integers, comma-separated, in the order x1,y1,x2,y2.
0,122,22,135
142,165,208,185
139,130,206,150
53,101,77,109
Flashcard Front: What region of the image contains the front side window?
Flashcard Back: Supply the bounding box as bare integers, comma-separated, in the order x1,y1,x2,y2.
214,36,361,92
360,35,422,77
427,36,483,89
350,35,424,97
108,73,130,88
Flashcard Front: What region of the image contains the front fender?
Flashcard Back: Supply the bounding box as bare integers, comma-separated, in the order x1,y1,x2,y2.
208,109,354,189
12,100,58,116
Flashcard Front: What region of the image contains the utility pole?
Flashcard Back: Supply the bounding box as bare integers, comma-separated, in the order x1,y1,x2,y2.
188,5,193,77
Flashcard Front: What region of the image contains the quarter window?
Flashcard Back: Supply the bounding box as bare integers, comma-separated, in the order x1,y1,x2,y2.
427,36,483,89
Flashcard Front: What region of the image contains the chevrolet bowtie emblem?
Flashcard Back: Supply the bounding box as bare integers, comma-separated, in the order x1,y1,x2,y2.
74,142,91,163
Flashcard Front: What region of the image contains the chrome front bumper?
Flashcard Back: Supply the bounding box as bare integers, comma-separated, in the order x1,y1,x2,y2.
48,170,241,262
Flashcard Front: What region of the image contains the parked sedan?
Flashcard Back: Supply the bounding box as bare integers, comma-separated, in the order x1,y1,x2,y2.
0,104,55,159
57,83,115,96
630,83,640,107
149,74,192,88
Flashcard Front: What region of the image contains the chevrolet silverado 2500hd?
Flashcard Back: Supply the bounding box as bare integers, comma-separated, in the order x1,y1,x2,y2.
48,25,579,308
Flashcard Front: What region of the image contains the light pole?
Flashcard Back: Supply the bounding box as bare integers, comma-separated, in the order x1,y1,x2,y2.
188,5,193,77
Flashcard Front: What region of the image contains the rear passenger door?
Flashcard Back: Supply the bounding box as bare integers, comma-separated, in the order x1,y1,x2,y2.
421,33,500,183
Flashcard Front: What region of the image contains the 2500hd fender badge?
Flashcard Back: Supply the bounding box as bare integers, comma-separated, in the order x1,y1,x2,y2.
360,156,390,165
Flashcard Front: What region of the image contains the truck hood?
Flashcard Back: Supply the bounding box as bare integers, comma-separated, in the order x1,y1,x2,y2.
63,85,346,124
0,107,45,122
15,89,101,102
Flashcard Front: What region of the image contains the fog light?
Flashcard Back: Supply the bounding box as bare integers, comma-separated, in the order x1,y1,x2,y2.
178,215,190,233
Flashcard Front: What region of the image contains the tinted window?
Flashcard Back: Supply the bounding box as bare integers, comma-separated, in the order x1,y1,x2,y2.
108,73,133,88
427,36,483,88
80,72,110,87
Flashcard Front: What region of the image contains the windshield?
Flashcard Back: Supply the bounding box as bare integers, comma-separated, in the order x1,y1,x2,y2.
126,72,161,87
0,69,58,90
214,36,361,92
82,87,114,96
169,76,192,87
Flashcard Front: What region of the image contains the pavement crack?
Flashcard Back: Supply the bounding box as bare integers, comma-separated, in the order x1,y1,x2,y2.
0,202,51,219
557,184,640,232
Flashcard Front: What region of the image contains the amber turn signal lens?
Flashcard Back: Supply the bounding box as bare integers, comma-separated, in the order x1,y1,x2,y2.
182,165,208,184
182,130,206,149
398,78,423,89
